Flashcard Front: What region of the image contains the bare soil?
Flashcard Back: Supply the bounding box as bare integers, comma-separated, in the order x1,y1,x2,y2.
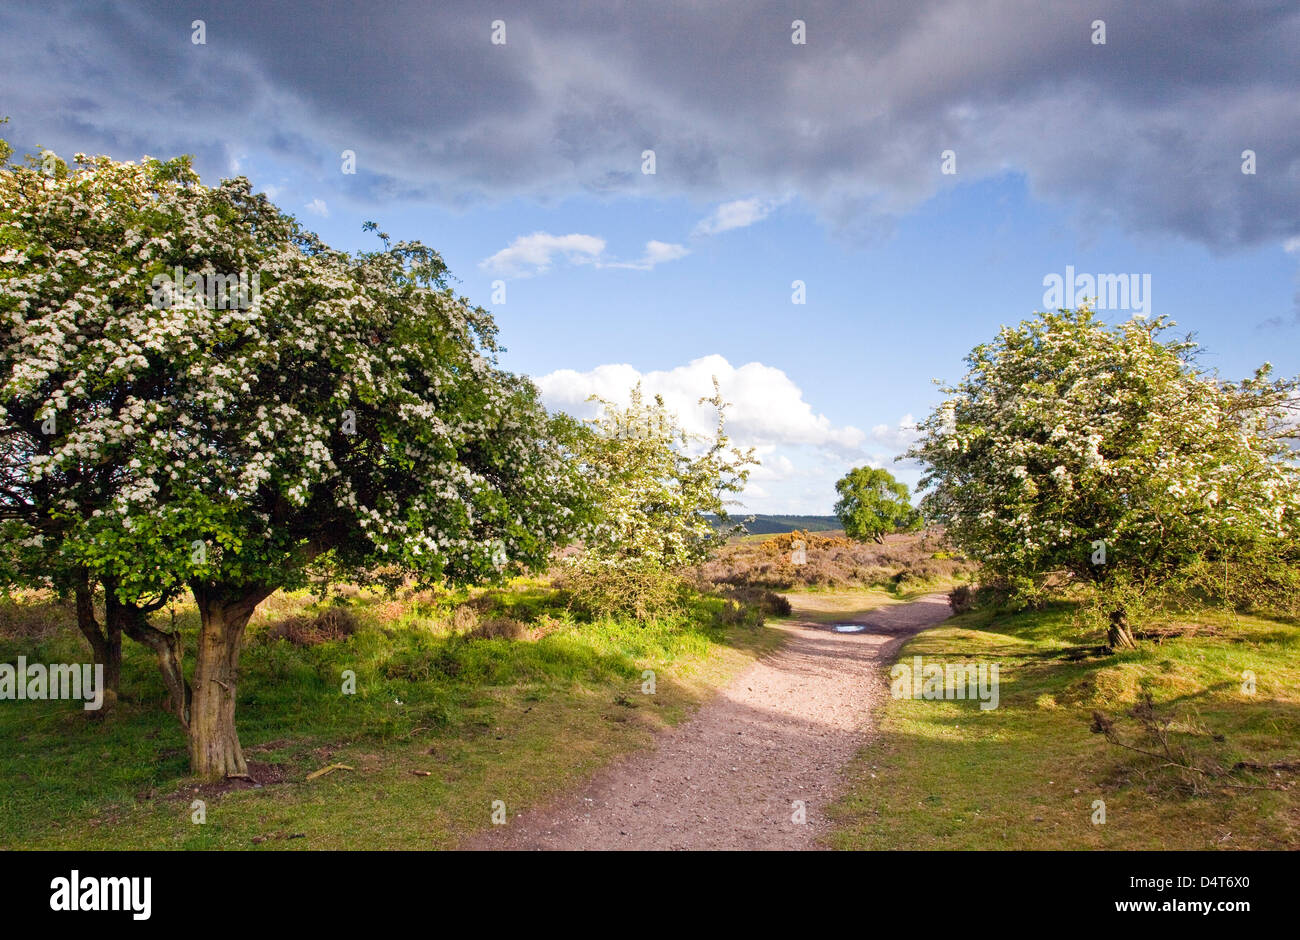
463,591,952,850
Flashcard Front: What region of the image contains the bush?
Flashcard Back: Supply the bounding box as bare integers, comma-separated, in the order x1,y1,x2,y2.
0,592,75,641
264,605,360,646
1175,552,1300,619
948,581,1015,614
560,564,689,621
466,617,527,640
706,584,791,628
948,584,976,614
450,604,481,633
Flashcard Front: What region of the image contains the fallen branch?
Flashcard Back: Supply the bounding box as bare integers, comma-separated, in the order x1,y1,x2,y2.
305,763,354,781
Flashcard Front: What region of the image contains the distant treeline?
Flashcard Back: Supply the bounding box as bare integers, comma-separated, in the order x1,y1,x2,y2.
708,514,842,535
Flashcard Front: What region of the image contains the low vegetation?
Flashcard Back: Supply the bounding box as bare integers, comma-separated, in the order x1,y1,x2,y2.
695,528,975,593
713,514,842,535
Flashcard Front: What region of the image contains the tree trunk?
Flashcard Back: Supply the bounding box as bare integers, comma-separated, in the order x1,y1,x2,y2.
188,583,271,780
73,576,120,703
1107,608,1138,651
112,600,190,728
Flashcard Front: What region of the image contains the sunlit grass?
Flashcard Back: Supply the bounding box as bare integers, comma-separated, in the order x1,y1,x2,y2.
828,599,1300,849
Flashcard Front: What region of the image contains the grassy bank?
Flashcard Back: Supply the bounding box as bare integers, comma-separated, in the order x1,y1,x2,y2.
0,581,783,849
829,600,1300,849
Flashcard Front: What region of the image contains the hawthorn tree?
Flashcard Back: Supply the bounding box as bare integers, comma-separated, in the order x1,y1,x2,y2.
577,380,755,571
908,306,1300,648
564,382,754,618
2,147,587,778
833,466,922,543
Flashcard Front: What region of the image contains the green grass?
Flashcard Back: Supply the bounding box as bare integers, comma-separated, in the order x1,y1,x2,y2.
828,599,1300,849
0,582,783,849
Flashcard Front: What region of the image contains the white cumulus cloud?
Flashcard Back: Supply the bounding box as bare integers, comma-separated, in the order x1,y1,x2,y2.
693,197,781,237
536,355,883,513
479,231,606,277
602,240,690,270
537,354,865,454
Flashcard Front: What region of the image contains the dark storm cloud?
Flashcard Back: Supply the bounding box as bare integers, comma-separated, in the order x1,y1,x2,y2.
1,0,1296,247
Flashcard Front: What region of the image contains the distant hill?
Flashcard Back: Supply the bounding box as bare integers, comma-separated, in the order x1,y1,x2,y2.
708,514,842,535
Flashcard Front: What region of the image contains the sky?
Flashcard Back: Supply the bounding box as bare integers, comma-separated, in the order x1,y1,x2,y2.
2,1,1298,512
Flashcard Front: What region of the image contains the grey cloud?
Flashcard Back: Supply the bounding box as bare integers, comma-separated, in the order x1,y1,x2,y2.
1,0,1296,248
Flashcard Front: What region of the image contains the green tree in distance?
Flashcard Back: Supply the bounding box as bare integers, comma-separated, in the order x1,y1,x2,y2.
833,466,922,544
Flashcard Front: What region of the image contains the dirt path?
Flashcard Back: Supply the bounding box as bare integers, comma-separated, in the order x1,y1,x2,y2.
464,591,952,850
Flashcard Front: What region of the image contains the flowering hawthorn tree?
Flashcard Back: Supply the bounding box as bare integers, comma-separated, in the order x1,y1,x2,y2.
908,306,1300,648
577,380,755,570
1,146,587,778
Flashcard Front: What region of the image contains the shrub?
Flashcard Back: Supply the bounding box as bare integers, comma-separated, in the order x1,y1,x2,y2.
705,584,792,627
948,584,976,614
1175,552,1300,619
264,605,360,647
467,617,527,641
450,604,481,634
951,579,1019,618
560,564,689,621
0,593,75,641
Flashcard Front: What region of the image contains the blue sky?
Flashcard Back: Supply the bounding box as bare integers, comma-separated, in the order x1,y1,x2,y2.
3,1,1298,511
217,158,1300,510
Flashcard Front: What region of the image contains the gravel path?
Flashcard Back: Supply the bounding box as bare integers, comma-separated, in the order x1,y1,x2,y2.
464,592,952,851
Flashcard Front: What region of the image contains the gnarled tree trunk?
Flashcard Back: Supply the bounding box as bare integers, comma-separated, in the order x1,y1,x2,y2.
188,583,272,780
72,575,120,704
